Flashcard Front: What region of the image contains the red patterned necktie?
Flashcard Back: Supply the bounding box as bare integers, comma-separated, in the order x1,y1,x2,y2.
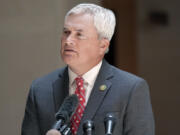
71,77,86,135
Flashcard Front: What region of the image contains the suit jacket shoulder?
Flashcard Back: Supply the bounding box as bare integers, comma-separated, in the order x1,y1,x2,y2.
79,60,154,135
110,64,146,84
31,67,67,87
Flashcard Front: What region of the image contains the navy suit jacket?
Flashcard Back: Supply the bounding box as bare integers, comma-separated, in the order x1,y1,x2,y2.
22,60,155,135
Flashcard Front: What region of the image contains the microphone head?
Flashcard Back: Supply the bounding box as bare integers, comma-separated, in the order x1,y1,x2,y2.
104,113,116,123
83,120,95,132
55,94,79,123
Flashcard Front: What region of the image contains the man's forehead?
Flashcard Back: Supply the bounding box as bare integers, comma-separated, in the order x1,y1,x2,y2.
63,27,84,32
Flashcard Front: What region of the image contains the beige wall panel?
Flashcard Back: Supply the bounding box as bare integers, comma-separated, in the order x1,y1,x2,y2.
0,0,100,134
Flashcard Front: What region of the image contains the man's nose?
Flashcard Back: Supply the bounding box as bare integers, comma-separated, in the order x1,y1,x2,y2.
65,34,75,45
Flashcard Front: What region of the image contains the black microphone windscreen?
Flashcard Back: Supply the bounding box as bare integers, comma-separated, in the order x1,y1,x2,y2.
55,94,79,123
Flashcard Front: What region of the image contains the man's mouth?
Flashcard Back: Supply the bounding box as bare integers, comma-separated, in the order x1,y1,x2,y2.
65,49,74,51
64,48,76,54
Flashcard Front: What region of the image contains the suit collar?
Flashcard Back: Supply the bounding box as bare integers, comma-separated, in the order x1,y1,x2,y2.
52,67,69,112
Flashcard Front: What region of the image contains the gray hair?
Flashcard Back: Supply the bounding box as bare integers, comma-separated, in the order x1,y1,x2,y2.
65,3,116,41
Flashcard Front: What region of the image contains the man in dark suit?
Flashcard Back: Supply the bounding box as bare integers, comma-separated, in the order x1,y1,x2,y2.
22,3,155,135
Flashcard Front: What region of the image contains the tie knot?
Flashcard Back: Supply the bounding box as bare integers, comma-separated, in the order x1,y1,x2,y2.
75,77,83,87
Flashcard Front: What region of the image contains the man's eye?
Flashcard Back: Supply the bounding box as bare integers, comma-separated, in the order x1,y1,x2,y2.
63,30,70,35
76,32,87,40
77,32,82,37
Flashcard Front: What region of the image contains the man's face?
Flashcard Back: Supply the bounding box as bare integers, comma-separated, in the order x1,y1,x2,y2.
60,13,108,72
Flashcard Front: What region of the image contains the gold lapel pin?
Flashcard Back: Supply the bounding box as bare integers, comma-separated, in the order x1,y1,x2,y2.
99,85,107,91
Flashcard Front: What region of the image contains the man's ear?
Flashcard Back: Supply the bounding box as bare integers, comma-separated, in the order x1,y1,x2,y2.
99,38,110,55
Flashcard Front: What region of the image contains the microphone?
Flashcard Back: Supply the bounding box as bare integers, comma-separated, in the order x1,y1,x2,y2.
104,113,116,135
52,94,78,132
83,120,95,135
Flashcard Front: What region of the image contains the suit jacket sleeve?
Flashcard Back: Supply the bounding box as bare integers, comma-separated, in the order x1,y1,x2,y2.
21,83,41,135
123,79,155,135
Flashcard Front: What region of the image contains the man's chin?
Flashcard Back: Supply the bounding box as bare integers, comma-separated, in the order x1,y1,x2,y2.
62,58,75,66
62,55,74,63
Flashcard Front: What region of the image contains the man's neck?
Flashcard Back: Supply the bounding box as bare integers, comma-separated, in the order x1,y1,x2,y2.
68,60,103,76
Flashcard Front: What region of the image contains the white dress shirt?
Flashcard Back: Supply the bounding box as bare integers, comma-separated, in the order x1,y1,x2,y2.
68,61,102,105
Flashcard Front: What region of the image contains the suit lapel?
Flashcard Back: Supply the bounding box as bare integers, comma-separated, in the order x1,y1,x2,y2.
77,60,113,134
52,67,69,113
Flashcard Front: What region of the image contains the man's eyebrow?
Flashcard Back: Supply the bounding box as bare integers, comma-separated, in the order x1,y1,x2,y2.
63,27,83,32
76,29,83,32
63,27,69,31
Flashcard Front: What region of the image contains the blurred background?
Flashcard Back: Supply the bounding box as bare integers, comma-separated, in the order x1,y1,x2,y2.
0,0,180,134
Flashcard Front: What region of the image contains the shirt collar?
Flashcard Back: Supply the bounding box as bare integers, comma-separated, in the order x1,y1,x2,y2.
68,61,102,86
68,68,77,86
